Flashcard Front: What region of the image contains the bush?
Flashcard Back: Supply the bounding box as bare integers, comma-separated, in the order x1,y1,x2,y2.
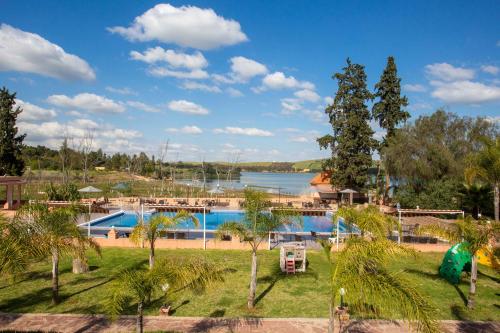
394,178,460,209
46,183,81,201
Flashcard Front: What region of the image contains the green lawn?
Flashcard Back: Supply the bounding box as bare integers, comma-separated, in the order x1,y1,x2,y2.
0,248,498,320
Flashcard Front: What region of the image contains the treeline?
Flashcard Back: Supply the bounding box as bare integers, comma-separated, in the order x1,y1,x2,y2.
385,110,498,215
22,145,241,180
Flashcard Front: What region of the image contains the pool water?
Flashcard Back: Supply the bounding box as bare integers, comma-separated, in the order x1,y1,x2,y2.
91,210,346,233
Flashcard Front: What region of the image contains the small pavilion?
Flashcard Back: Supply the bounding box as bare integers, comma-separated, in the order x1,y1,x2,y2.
0,176,26,210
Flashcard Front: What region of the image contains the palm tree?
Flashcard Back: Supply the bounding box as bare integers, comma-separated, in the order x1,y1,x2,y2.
106,257,224,333
465,137,500,221
416,216,499,309
14,203,101,304
320,206,438,333
0,214,39,277
458,182,492,219
130,211,198,269
217,189,301,309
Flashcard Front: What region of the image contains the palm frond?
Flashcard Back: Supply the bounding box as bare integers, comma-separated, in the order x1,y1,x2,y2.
414,224,460,243
216,221,248,240
130,218,147,246
335,266,438,333
337,205,397,238
172,210,200,228
337,238,416,272
154,257,225,293
333,238,438,333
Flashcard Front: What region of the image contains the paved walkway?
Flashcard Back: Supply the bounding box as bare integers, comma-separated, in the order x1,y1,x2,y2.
0,313,498,333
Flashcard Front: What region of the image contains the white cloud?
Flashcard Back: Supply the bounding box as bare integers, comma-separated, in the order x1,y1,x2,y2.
324,96,333,105
485,116,500,124
126,101,160,113
289,136,309,143
47,93,125,113
15,99,57,121
0,24,95,81
403,84,427,92
281,98,302,112
229,56,268,82
105,86,137,95
213,127,274,137
165,125,203,134
226,87,244,97
148,67,209,79
294,89,320,102
481,65,499,75
66,110,85,117
69,118,98,129
19,119,142,153
302,109,326,122
181,81,222,93
281,127,300,133
431,80,500,104
212,73,235,84
168,100,209,115
130,47,207,69
107,3,248,50
425,63,475,82
257,72,315,91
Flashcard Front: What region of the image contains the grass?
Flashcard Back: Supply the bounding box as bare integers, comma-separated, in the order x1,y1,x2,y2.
0,248,498,320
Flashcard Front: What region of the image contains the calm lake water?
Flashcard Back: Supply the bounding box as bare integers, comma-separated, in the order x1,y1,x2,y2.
177,172,316,195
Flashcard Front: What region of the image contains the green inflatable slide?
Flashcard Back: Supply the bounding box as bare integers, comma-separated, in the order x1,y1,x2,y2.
439,242,472,284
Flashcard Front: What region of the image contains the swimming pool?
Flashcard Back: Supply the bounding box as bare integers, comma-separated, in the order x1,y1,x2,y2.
90,210,346,233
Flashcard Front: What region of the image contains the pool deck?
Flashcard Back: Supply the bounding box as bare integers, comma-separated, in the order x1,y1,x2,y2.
0,313,497,332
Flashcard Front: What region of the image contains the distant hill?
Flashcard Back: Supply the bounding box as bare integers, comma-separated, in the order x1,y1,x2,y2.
291,159,324,171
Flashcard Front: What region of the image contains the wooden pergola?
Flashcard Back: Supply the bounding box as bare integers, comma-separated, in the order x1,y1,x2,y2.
0,176,26,210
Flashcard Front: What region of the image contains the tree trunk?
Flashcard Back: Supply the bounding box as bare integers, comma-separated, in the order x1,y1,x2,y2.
149,241,155,269
467,255,478,309
494,183,499,222
328,295,335,333
51,249,59,304
72,257,89,274
384,171,391,204
136,301,144,333
247,250,258,309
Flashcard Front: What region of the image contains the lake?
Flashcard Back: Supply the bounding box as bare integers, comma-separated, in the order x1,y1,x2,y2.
177,172,316,195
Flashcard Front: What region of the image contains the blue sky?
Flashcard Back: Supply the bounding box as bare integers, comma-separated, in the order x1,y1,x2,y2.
1,1,499,162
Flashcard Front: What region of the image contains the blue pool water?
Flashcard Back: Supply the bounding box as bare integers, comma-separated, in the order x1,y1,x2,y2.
91,210,345,233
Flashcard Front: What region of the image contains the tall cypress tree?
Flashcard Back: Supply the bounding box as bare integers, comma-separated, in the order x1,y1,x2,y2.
372,57,409,201
318,58,376,189
0,87,26,176
372,56,409,142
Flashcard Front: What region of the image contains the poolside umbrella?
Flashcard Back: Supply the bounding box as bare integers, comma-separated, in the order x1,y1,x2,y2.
78,186,102,213
112,183,129,209
78,185,102,194
208,187,224,203
111,182,128,191
339,188,357,205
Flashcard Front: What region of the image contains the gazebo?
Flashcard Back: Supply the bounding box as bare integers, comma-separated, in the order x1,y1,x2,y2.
0,176,26,210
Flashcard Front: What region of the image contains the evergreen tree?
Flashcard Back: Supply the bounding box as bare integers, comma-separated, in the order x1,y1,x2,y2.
372,56,409,143
318,59,376,189
372,57,409,202
0,87,26,176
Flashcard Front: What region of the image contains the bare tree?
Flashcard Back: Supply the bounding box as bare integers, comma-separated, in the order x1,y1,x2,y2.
200,155,207,192
157,140,169,194
226,152,241,184
58,130,72,184
79,129,95,184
